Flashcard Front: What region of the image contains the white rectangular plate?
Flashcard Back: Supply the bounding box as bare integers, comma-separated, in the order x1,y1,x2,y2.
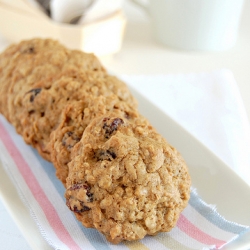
0,86,249,250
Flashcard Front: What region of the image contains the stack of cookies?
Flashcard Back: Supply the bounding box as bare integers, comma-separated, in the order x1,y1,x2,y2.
0,39,191,244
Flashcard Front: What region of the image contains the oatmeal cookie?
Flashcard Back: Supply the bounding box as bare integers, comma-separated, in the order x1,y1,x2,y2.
0,39,136,160
50,95,138,185
0,38,105,120
65,113,191,243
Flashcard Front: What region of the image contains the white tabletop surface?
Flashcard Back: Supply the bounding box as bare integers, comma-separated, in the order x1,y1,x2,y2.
0,1,250,249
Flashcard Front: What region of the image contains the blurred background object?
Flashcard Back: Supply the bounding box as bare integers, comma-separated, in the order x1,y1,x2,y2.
50,0,125,24
34,0,51,15
49,0,95,23
131,0,245,51
0,0,126,55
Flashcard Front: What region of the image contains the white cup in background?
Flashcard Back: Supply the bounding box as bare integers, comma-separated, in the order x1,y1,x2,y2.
131,0,245,51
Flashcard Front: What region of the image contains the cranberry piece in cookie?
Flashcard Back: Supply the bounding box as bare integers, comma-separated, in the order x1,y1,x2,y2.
66,183,93,213
102,117,124,139
95,149,117,161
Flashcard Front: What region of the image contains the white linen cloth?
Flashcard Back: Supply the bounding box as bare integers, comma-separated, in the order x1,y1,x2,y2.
0,69,250,249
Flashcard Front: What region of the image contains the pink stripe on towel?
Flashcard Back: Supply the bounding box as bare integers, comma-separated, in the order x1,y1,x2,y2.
0,121,81,250
177,214,226,248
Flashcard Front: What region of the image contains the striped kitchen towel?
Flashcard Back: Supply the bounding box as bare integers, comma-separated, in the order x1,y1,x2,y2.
0,114,249,250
